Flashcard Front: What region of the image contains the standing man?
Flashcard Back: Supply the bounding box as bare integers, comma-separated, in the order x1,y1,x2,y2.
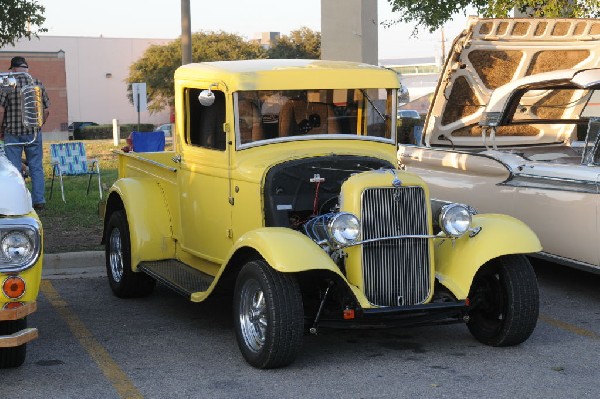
0,56,50,211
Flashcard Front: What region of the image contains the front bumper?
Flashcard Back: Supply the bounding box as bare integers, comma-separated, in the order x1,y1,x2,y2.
0,302,38,348
315,301,468,329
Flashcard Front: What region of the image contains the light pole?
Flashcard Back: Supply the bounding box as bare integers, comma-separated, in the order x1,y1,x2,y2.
181,0,192,65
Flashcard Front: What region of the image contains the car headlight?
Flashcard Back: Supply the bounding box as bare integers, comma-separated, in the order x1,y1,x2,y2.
0,218,41,273
327,212,360,246
438,203,472,237
2,232,34,262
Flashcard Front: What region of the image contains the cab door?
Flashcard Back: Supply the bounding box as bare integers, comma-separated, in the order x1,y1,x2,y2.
177,87,232,264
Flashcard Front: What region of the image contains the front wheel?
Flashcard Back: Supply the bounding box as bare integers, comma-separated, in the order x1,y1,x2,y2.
105,210,155,298
467,254,539,346
0,318,27,368
233,259,304,369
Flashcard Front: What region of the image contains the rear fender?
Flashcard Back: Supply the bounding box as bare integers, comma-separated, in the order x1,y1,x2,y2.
435,213,541,299
105,178,175,269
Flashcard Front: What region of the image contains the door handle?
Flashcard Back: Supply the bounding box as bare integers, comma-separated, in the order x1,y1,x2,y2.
172,154,182,163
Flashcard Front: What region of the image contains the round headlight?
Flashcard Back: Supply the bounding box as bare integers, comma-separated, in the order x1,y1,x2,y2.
1,231,34,263
438,204,472,237
327,212,360,246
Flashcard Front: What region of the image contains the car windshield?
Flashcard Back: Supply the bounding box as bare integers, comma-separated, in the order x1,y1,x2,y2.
510,88,600,123
235,89,395,146
398,110,420,118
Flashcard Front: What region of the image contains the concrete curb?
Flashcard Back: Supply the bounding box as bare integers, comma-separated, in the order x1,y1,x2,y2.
43,251,105,279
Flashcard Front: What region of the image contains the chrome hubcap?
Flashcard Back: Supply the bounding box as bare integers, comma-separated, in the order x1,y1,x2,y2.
239,279,267,353
108,228,123,283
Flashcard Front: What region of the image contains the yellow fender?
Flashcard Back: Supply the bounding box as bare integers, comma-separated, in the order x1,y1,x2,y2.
435,213,542,300
225,228,373,307
109,178,176,269
230,228,342,274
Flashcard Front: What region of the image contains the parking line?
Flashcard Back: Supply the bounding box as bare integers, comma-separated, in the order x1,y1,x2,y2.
40,280,143,399
539,313,600,340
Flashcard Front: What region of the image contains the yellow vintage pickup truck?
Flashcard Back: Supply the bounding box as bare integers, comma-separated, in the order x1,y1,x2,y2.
102,59,542,368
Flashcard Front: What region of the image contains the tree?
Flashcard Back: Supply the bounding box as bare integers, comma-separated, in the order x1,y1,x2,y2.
0,0,47,47
127,31,266,113
385,0,600,34
267,27,321,59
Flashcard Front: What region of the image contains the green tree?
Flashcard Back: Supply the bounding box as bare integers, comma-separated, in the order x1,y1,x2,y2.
126,31,266,113
385,0,600,34
267,27,321,59
0,0,46,47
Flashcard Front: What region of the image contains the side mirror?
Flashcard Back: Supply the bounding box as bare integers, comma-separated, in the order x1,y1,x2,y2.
198,83,219,107
198,89,215,106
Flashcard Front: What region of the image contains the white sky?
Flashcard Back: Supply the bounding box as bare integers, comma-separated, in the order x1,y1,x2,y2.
37,0,472,60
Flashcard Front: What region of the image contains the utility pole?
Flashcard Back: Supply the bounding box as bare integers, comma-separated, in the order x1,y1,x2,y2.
440,28,446,67
181,0,192,65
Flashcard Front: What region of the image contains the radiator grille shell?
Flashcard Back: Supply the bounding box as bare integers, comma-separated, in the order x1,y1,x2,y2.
360,186,431,307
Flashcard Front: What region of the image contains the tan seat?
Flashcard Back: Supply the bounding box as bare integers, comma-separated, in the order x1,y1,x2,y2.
238,99,264,144
278,100,340,137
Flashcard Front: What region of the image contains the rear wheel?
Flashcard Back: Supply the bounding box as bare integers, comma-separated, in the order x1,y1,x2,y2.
0,318,27,368
467,254,539,346
105,210,155,298
233,259,304,369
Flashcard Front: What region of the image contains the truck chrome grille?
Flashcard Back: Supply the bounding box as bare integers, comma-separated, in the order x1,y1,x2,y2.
361,187,430,307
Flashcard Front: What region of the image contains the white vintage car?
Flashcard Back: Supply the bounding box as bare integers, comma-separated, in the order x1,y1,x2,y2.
399,17,600,273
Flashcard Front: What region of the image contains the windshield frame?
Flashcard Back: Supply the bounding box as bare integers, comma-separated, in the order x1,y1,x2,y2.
233,89,397,150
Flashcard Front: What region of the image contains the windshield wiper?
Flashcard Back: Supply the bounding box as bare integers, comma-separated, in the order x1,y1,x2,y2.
360,89,388,122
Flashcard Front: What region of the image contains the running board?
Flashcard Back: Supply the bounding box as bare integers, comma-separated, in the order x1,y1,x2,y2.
138,260,214,299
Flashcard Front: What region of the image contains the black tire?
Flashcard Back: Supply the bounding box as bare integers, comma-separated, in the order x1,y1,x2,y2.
105,210,155,298
467,254,539,346
233,259,304,369
0,318,27,368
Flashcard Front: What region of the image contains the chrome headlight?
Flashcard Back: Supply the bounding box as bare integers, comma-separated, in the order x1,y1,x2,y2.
327,212,360,246
0,218,41,273
438,203,472,237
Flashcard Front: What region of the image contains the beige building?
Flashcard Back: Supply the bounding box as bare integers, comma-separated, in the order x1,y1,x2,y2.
321,0,378,64
1,36,172,133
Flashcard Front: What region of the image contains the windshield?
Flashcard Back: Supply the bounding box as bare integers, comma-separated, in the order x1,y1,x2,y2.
511,88,600,123
235,89,395,146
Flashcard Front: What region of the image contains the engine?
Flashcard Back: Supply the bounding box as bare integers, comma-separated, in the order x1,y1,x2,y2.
263,155,393,246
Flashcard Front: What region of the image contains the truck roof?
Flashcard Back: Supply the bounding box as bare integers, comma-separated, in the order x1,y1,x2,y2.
174,59,400,91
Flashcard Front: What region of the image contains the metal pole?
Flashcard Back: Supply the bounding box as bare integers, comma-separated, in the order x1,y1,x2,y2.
181,0,192,65
137,92,141,132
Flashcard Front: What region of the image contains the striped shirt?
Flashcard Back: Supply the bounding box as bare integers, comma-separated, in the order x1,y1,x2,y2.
0,74,50,136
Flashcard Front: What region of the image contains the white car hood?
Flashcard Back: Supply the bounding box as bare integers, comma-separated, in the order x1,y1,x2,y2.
425,17,600,148
0,152,33,216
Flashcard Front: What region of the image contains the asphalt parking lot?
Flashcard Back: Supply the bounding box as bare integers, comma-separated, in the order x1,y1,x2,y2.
3,257,600,399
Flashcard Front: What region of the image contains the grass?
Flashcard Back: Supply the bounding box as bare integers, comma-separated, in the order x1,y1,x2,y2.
25,138,173,253
34,139,121,253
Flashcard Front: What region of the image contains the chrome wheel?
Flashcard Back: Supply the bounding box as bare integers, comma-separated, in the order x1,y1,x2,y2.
108,228,123,283
238,279,267,353
233,259,304,368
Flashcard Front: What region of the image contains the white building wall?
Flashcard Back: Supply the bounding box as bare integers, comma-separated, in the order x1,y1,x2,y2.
3,36,173,126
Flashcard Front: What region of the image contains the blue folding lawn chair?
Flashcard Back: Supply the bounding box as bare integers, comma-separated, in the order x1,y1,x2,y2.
49,142,102,202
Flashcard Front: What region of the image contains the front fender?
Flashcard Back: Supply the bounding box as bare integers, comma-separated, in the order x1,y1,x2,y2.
230,228,342,275
435,213,541,299
227,228,372,307
106,178,175,269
